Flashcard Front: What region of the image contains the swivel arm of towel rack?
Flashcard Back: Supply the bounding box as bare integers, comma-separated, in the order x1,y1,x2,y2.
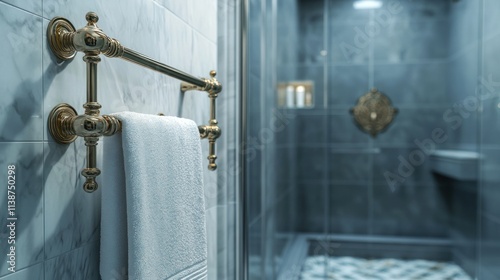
46,12,222,193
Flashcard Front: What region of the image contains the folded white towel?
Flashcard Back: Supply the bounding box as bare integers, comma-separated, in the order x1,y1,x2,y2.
100,111,207,280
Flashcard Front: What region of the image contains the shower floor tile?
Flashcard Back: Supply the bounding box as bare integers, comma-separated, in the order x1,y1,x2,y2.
300,256,471,280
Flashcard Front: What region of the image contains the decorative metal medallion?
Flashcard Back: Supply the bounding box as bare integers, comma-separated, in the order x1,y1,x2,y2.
351,88,397,137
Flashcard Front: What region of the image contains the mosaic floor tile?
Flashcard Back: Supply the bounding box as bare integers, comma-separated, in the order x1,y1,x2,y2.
301,256,471,280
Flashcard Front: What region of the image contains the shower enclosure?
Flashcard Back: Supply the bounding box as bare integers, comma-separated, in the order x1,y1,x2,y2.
243,0,500,279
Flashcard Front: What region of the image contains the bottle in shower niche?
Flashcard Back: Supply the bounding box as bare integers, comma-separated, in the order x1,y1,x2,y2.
286,85,295,108
305,91,313,107
296,85,305,108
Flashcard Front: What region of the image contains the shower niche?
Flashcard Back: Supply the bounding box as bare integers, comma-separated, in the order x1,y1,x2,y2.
277,81,314,109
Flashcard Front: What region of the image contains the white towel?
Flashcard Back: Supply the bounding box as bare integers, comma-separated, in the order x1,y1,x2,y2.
100,111,208,280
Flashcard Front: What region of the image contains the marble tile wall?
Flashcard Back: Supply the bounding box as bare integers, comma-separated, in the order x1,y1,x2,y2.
0,0,237,279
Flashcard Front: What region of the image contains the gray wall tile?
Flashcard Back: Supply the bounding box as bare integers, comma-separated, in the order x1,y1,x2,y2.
297,146,327,183
296,183,327,232
373,148,438,186
329,151,372,184
390,0,450,21
373,63,448,106
374,107,450,147
274,110,296,146
329,23,371,64
0,5,43,141
373,19,450,63
295,111,328,145
0,263,44,280
44,241,100,280
43,141,100,259
275,192,293,232
0,0,42,15
449,0,481,57
328,65,369,107
298,0,325,64
372,184,450,237
0,143,44,277
329,112,371,144
329,184,369,235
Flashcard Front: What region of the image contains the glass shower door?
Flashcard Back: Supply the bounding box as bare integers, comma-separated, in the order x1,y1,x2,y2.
244,0,482,279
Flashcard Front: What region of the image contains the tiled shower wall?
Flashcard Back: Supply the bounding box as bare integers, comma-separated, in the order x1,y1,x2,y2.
275,0,495,276
0,0,236,279
291,0,456,239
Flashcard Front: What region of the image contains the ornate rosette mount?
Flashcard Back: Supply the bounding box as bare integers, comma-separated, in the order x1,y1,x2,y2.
351,88,397,137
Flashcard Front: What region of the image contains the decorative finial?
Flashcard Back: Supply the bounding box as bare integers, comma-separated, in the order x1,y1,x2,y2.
208,163,217,171
210,70,216,78
86,12,99,25
83,180,98,193
370,87,378,93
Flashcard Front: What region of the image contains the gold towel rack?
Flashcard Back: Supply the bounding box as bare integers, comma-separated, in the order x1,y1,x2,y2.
47,12,222,193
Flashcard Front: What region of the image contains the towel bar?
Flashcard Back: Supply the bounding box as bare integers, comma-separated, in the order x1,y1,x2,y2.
47,12,222,193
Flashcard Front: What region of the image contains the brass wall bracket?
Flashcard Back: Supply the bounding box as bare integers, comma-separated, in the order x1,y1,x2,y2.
182,70,222,171
47,12,222,192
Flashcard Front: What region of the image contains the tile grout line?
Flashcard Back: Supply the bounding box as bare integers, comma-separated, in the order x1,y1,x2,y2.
0,261,44,279
0,1,43,18
151,0,217,46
